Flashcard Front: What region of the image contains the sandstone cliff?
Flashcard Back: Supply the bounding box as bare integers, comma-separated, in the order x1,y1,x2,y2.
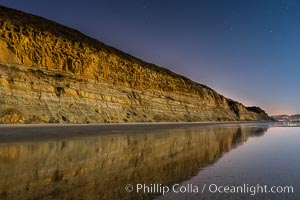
0,6,272,123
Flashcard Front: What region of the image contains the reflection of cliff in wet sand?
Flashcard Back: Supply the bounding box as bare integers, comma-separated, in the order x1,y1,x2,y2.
0,125,268,200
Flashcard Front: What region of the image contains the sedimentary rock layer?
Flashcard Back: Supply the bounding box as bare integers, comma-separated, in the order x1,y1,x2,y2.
0,6,272,123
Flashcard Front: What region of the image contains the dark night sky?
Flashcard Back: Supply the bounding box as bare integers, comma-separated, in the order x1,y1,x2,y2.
1,0,300,115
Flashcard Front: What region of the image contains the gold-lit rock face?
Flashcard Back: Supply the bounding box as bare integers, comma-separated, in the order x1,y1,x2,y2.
0,6,272,123
0,126,268,200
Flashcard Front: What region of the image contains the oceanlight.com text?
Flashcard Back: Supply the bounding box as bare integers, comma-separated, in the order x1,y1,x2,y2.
125,183,294,196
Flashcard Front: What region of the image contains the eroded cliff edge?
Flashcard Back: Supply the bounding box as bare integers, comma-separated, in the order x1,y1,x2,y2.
0,6,272,123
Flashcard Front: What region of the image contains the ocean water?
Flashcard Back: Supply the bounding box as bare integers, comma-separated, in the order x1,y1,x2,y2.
0,123,299,200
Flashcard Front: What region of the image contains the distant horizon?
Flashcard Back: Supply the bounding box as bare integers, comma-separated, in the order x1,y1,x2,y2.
272,113,300,116
1,1,299,115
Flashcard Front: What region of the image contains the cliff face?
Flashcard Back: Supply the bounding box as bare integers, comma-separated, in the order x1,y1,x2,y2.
0,6,272,123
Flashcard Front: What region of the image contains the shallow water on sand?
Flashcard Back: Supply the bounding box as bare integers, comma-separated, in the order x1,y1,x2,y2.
0,123,299,200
